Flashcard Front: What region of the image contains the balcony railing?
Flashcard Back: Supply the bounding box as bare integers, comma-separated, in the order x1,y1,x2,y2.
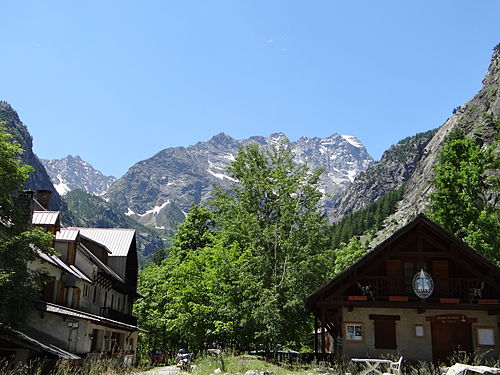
100,307,138,326
345,276,495,302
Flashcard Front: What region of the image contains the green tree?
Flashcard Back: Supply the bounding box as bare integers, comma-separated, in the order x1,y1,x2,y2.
429,130,500,264
0,124,53,328
210,141,334,350
135,141,335,353
332,237,367,276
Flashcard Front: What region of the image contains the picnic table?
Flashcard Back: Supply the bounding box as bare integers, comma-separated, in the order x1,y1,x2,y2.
351,358,393,375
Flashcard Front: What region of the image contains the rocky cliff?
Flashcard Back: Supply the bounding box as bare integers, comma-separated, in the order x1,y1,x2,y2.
331,129,437,221
41,155,116,196
105,132,373,236
0,101,67,214
372,46,500,244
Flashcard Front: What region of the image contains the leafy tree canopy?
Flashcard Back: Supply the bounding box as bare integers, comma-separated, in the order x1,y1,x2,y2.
0,124,53,328
135,141,336,353
429,129,500,264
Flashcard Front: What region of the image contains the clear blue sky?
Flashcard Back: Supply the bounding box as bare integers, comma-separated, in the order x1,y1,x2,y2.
1,1,499,177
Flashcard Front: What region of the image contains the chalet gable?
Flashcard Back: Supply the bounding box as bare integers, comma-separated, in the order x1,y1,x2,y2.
306,214,500,311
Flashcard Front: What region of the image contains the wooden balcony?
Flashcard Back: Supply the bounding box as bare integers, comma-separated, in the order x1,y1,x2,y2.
345,276,495,303
100,307,138,326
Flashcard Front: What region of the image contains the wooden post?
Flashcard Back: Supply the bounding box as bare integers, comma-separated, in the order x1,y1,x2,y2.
314,314,318,356
321,308,326,354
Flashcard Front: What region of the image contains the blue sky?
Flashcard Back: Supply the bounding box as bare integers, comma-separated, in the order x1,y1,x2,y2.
1,1,499,177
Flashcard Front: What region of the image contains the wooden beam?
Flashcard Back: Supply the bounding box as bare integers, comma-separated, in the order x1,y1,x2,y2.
314,300,499,313
369,314,400,320
314,315,318,355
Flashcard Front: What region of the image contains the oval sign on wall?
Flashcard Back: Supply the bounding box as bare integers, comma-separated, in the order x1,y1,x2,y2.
413,269,434,298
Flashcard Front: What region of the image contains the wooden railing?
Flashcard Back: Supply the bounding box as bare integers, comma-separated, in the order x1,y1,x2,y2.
345,276,493,302
100,307,138,326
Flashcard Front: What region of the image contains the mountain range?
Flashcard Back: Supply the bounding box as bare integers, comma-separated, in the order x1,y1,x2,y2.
2,47,499,258
41,132,374,238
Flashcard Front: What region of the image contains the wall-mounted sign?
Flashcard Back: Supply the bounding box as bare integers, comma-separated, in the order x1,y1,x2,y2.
413,269,434,298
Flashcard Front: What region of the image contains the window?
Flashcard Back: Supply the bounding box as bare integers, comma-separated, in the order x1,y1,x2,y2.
414,324,425,337
93,286,98,303
83,284,90,298
475,327,497,347
370,315,399,349
344,323,364,343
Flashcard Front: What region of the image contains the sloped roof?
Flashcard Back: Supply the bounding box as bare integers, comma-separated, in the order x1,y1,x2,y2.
36,248,93,284
74,228,135,257
0,324,80,360
32,211,60,226
306,214,500,309
56,228,80,242
78,243,124,283
36,302,146,333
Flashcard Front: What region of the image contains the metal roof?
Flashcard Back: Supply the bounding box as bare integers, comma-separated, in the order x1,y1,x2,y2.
56,228,80,242
36,249,93,284
78,243,124,283
32,211,60,226
37,302,145,332
74,228,135,257
0,325,81,360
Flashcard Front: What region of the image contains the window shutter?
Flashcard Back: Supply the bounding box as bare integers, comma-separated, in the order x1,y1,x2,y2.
370,314,399,349
42,279,55,302
432,260,449,295
56,280,66,305
373,319,397,349
72,288,81,309
386,260,402,294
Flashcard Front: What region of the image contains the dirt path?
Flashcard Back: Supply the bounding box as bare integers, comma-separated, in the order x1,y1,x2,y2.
135,365,181,375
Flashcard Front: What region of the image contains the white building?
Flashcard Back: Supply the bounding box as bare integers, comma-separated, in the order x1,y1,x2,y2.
1,191,144,364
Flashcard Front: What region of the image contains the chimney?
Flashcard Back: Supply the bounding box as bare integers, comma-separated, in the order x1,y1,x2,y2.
35,189,52,210
16,190,34,230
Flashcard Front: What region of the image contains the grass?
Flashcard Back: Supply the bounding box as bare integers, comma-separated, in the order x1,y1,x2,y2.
191,352,500,375
0,357,150,375
1,352,499,375
192,354,357,375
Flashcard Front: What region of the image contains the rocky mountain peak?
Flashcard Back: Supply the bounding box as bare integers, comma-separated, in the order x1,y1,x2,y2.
104,132,373,236
41,155,116,196
208,132,235,146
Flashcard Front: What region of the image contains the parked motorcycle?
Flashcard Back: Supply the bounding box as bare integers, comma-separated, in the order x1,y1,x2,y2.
175,349,193,371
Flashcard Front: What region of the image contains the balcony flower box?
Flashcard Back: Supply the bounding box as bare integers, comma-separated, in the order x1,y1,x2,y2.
440,298,460,304
348,295,367,301
389,296,408,302
477,299,499,304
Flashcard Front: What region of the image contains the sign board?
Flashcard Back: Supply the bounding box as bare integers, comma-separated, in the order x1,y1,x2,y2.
413,269,434,298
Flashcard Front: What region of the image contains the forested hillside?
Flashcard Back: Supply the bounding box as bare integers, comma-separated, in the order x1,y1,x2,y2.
64,189,167,261
332,129,437,220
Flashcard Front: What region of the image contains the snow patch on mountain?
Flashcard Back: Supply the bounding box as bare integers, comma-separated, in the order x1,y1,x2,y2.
138,201,171,217
208,169,238,182
341,135,364,148
125,207,136,216
41,155,116,196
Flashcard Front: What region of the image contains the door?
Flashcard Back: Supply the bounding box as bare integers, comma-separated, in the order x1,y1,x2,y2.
431,318,473,364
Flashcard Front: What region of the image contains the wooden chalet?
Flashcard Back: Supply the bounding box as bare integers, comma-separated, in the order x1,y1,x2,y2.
306,215,500,364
